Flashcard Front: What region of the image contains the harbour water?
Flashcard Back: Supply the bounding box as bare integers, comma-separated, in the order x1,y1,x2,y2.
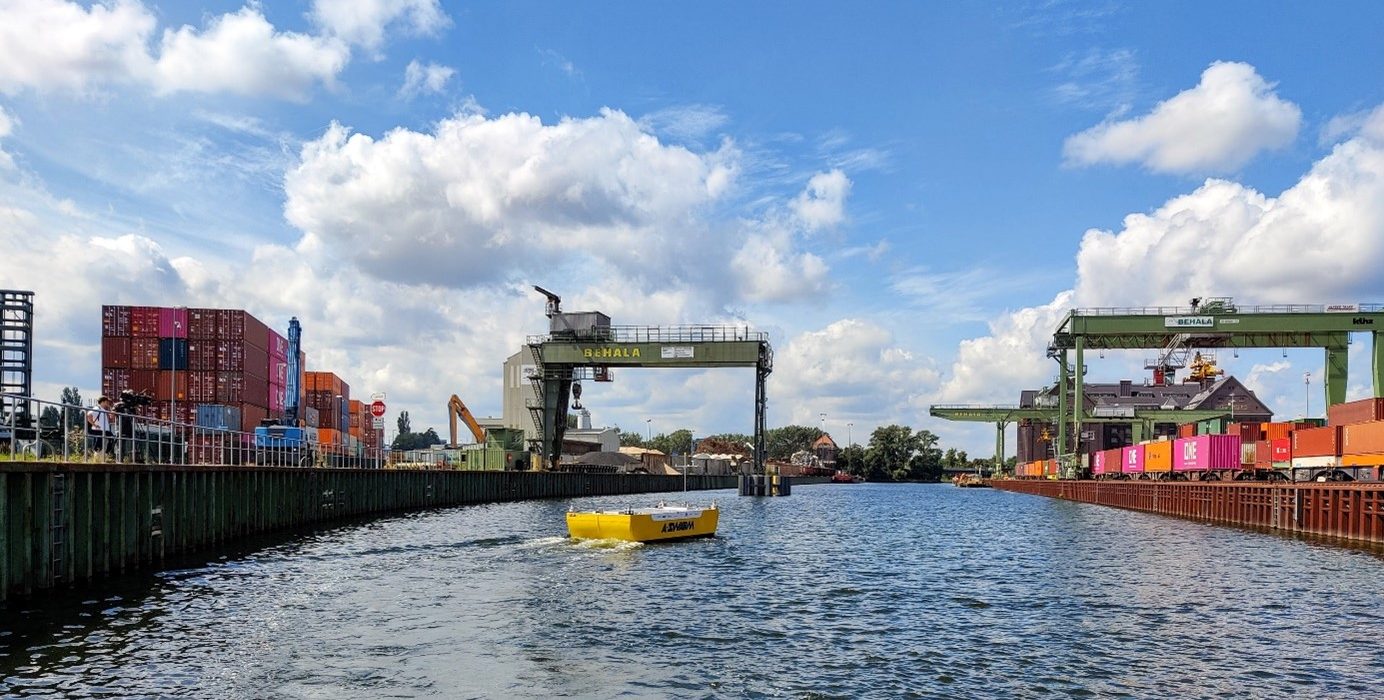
3,483,1383,698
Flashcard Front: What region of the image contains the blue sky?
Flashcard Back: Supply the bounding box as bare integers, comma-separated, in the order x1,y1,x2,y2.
3,0,1384,455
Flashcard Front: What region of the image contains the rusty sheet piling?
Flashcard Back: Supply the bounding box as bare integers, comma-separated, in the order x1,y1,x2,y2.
992,479,1384,546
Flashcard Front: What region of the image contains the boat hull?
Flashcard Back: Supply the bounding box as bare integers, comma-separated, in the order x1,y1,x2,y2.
566,508,718,542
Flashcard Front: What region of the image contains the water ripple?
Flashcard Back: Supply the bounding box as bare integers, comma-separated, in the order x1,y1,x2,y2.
3,484,1384,698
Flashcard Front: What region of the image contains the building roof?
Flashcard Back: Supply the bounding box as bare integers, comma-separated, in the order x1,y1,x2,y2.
812,434,838,449
619,446,667,457
1022,376,1272,419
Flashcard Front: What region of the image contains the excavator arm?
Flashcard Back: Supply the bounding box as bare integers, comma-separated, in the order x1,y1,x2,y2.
448,394,487,446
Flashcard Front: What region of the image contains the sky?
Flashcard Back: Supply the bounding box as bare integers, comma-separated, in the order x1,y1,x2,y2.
3,0,1384,457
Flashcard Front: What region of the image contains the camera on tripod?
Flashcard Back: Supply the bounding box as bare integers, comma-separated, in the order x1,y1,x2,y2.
115,389,153,412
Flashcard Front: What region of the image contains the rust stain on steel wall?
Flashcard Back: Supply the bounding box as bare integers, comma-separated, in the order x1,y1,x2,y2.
992,480,1384,546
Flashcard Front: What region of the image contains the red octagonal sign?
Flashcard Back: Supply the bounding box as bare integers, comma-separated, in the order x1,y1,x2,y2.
370,401,386,417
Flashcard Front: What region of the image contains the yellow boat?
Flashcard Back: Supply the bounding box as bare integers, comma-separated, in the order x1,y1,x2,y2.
566,502,719,542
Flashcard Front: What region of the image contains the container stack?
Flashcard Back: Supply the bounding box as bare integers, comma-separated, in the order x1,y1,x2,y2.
1333,397,1384,470
306,371,350,452
101,305,288,433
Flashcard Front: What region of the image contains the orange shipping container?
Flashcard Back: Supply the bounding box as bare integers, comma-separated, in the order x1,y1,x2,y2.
317,427,345,447
1262,422,1294,441
1292,425,1342,458
1342,420,1384,455
1144,441,1173,472
155,371,188,401
1341,454,1384,467
1177,423,1195,439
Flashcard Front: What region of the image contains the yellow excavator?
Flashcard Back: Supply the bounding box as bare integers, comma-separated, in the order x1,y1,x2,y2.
448,394,486,447
1185,352,1224,384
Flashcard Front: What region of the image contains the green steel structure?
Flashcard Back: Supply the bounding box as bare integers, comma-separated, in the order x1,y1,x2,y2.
928,405,1231,474
526,326,773,472
1046,300,1384,475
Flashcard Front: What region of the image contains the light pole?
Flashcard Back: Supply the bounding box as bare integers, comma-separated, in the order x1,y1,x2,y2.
171,317,182,427
847,422,853,448
1304,372,1311,418
645,418,652,443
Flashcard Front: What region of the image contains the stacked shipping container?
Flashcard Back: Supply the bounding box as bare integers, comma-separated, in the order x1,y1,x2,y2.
103,306,294,434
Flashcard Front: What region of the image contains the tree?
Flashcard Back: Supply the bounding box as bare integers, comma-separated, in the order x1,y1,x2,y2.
619,431,644,448
766,425,824,460
397,411,412,436
647,429,693,456
906,429,944,482
863,424,918,481
40,406,60,429
60,386,84,428
837,444,866,476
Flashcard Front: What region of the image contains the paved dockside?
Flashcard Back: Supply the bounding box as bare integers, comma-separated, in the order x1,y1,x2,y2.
0,464,749,601
992,479,1384,546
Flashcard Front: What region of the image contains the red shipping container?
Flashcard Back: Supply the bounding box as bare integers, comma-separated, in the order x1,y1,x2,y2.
131,337,160,369
243,312,269,351
102,337,132,368
151,401,196,424
102,305,132,337
130,369,159,395
188,308,218,339
244,343,269,381
1292,425,1342,457
1255,440,1272,467
241,404,268,432
1177,423,1195,439
242,377,269,409
158,307,189,338
155,371,188,401
129,306,160,337
188,371,218,403
1227,422,1263,441
101,368,131,398
1328,398,1384,427
187,341,214,371
1271,438,1292,462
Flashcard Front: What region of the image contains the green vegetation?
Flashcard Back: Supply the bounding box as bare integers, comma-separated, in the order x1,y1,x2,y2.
391,410,444,451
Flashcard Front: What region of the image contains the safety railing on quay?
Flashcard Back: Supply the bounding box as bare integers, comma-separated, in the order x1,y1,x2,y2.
0,394,390,469
527,325,768,345
1072,303,1384,316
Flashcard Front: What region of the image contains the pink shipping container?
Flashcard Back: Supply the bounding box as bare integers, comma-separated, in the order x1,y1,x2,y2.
158,307,189,338
1092,449,1107,475
1174,434,1242,471
269,331,289,359
270,382,286,413
1121,444,1145,474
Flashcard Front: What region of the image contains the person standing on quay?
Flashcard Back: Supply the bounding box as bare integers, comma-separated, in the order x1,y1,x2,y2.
86,396,114,458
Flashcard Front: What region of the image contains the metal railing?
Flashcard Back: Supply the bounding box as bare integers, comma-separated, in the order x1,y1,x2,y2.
1,394,392,469
527,324,768,345
1072,303,1384,316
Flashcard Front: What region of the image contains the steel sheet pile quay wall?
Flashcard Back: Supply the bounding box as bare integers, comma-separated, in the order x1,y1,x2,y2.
992,479,1384,546
0,464,738,601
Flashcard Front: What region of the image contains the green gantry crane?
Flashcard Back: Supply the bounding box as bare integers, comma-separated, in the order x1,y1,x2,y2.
1044,298,1384,477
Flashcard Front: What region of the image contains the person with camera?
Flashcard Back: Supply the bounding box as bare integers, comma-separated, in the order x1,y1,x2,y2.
85,396,115,458
113,390,152,463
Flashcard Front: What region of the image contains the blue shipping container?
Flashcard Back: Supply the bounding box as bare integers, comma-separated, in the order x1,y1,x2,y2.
196,403,242,431
159,338,189,370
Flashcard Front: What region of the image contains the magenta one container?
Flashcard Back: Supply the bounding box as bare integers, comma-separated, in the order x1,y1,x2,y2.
1121,444,1145,474
159,307,189,338
1174,434,1242,471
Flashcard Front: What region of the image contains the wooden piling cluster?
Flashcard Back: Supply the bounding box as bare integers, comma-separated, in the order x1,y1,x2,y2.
0,462,737,601
992,479,1384,546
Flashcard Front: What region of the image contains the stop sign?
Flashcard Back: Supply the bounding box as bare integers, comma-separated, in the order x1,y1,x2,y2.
370,400,386,417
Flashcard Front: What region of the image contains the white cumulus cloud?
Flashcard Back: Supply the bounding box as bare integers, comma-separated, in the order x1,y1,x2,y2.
1063,61,1301,174
942,101,1384,415
790,169,850,231
0,0,156,95
311,0,449,53
154,7,350,101
398,59,454,98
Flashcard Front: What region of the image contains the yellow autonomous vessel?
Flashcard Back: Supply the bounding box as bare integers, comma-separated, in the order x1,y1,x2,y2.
566,502,719,542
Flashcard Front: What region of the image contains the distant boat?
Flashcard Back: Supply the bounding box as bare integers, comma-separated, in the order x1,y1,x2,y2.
831,471,862,484
566,502,718,542
953,473,990,488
